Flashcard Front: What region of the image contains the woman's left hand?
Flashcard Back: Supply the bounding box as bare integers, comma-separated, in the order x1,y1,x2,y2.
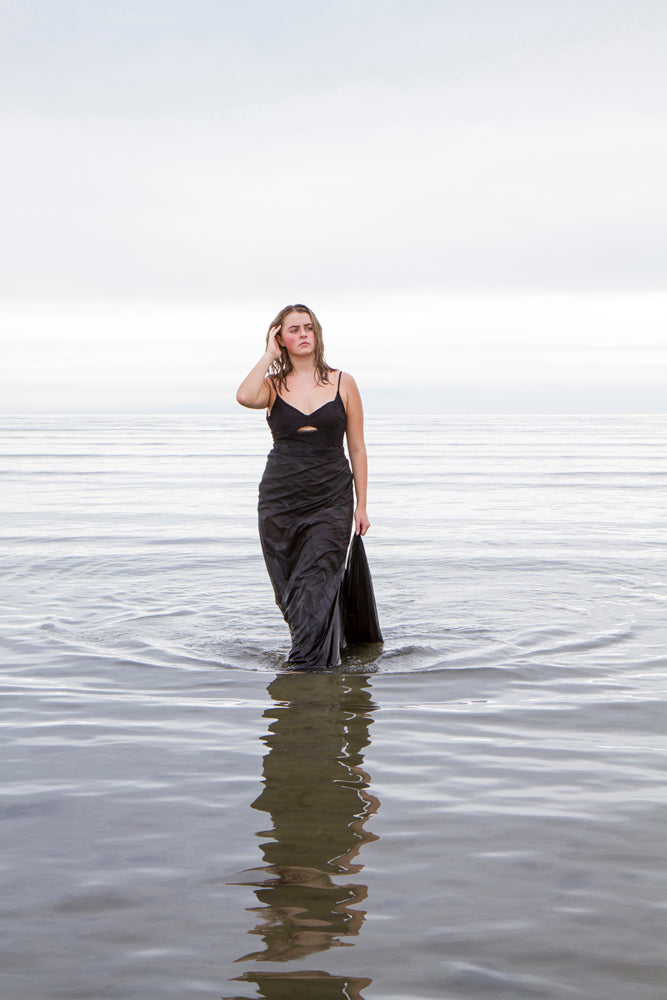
354,507,370,536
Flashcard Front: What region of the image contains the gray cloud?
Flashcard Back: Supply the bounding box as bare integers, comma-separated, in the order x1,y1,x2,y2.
2,1,666,411
3,4,665,296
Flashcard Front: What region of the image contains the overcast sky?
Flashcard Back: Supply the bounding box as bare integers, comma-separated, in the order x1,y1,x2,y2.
2,0,666,412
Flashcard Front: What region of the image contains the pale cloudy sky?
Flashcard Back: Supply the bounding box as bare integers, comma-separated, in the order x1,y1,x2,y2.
2,0,666,412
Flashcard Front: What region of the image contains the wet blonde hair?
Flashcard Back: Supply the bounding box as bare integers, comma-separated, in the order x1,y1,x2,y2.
266,304,332,395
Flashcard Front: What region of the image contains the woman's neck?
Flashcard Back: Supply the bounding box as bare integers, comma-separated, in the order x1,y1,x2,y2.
288,356,317,378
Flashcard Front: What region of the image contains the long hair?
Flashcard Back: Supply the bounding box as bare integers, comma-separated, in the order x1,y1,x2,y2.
265,304,332,395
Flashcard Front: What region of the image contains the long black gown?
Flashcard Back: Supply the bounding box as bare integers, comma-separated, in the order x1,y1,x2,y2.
258,372,379,669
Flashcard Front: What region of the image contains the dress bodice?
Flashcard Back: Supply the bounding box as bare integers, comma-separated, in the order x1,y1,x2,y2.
266,377,347,451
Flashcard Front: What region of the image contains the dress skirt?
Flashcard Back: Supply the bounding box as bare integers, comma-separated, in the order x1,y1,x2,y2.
258,441,353,669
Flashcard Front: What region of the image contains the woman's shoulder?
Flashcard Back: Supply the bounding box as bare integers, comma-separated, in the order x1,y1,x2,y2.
330,369,357,384
337,370,359,389
337,371,362,412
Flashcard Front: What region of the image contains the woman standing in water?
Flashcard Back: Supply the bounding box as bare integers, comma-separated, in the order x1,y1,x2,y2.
236,303,380,669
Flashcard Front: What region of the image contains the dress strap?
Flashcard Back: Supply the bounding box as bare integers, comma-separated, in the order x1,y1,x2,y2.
266,374,279,415
337,370,343,392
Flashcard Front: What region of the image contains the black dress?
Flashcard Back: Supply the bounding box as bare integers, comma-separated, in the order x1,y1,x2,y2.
258,371,379,669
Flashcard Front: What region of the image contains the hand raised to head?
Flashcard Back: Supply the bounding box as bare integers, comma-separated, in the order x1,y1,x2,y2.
266,325,283,362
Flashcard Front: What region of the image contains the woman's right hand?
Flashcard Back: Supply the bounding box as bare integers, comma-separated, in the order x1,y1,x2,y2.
237,326,282,408
266,325,282,362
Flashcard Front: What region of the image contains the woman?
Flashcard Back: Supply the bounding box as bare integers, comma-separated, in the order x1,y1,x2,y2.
236,303,380,669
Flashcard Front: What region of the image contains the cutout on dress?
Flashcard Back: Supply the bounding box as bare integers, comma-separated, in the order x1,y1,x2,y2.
298,426,318,433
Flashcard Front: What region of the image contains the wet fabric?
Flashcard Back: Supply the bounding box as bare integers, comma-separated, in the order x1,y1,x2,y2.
258,375,381,669
342,533,383,645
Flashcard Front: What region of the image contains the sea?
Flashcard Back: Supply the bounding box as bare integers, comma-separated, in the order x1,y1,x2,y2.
1,413,666,1000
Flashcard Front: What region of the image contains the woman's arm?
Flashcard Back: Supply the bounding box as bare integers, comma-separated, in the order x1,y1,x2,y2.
342,373,370,536
235,328,281,409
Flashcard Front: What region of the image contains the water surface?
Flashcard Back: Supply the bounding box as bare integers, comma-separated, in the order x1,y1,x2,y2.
1,414,666,999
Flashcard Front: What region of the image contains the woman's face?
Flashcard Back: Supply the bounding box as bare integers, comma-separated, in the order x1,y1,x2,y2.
278,311,315,357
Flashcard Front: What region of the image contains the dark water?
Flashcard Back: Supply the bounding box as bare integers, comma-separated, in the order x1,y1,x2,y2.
1,415,666,999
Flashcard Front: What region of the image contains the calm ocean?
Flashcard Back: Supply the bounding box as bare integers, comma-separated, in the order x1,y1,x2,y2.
1,413,666,1000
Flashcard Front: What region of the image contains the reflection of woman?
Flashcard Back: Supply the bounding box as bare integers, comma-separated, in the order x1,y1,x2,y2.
236,304,379,669
237,672,379,967
232,970,372,1000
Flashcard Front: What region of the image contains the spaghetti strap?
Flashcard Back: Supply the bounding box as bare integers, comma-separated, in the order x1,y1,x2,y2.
337,370,343,392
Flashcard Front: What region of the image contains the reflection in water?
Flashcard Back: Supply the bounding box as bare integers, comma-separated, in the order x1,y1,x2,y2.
228,672,379,1000
230,970,373,1000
